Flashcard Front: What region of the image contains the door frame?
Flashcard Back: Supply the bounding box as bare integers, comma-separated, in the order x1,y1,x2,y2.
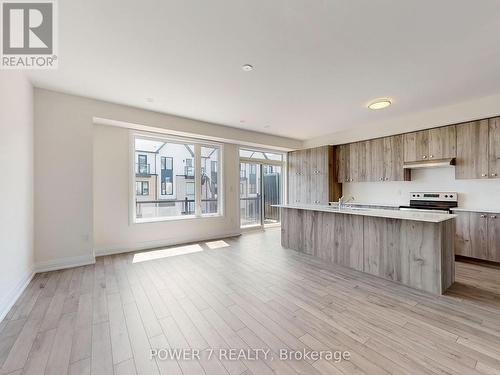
238,148,287,229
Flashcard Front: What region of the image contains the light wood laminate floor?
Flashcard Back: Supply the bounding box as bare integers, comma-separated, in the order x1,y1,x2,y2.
2,228,500,375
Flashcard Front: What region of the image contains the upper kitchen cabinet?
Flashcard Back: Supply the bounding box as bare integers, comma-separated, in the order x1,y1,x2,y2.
489,117,500,178
383,135,406,181
368,138,385,181
429,126,457,160
364,135,407,182
288,146,340,205
337,135,408,183
403,126,456,162
336,144,349,182
456,120,490,179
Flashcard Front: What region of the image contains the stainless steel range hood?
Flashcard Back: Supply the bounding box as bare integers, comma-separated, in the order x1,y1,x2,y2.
403,158,456,169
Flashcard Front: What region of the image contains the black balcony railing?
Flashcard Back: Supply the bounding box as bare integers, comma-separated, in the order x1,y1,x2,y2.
135,198,218,218
136,163,151,175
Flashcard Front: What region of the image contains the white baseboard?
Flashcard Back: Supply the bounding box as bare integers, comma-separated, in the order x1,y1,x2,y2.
35,253,96,273
0,269,35,322
94,231,242,257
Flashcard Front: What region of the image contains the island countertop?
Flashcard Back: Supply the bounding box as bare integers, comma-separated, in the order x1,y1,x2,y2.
274,204,456,223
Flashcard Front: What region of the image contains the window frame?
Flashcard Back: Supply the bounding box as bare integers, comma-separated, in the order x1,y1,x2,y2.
130,131,224,224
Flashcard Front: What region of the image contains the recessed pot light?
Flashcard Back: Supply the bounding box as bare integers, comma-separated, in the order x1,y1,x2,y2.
368,98,392,110
242,64,254,72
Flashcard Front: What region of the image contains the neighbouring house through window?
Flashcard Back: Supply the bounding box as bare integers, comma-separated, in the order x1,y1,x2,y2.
133,133,222,222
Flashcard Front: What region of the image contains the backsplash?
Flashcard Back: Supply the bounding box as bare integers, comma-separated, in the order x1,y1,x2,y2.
342,167,500,210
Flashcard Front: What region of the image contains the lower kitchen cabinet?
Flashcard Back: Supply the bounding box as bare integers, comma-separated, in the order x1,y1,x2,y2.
487,212,500,262
455,211,500,262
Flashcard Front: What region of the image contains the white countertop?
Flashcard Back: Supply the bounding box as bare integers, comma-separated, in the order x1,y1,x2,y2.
451,208,500,214
329,202,400,210
275,204,456,223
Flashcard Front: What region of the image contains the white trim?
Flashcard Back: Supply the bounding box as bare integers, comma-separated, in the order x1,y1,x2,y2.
35,253,96,273
93,117,297,152
0,269,35,323
94,231,242,257
194,144,202,214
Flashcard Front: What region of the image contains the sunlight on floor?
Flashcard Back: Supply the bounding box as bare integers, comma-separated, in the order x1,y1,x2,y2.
132,244,203,263
205,240,230,250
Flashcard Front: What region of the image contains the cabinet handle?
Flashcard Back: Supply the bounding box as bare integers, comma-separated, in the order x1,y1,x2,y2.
492,173,498,177
429,155,434,158
422,155,427,159
491,215,497,219
480,214,487,218
481,173,487,177
384,177,389,181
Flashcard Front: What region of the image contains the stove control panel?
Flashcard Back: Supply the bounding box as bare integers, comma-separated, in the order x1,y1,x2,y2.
409,192,458,202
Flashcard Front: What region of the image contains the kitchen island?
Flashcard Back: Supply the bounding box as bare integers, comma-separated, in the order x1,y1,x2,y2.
277,204,456,294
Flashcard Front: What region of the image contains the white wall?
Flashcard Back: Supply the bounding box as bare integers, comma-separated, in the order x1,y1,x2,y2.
93,125,240,254
304,91,500,147
35,89,299,267
0,72,34,320
343,167,500,211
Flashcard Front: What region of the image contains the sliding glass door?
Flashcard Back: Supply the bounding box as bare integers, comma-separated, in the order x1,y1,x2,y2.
239,149,284,228
263,164,281,225
240,162,262,227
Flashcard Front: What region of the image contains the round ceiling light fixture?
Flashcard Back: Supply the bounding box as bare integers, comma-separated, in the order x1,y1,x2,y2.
242,64,254,72
368,98,392,110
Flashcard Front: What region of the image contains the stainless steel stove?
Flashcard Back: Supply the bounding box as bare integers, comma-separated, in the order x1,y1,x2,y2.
399,192,458,214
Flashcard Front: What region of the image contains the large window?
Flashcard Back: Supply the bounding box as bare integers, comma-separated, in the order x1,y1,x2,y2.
133,134,222,222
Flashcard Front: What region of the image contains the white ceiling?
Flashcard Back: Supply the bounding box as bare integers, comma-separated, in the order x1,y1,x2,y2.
29,0,500,140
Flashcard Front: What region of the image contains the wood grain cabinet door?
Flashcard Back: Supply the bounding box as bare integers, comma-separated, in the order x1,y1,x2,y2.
348,142,359,182
489,117,500,179
383,135,405,181
403,131,429,162
487,213,500,262
287,151,299,204
428,126,456,160
470,212,489,260
456,120,489,179
310,146,329,204
336,145,348,183
369,138,385,182
356,141,368,182
455,211,472,257
299,149,311,204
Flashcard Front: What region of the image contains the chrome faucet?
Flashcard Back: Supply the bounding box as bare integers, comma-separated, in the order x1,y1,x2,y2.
338,196,355,209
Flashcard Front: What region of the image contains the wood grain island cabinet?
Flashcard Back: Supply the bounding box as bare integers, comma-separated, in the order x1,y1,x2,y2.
280,205,455,294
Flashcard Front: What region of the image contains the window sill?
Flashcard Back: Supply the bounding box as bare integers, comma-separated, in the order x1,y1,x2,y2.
133,213,222,224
